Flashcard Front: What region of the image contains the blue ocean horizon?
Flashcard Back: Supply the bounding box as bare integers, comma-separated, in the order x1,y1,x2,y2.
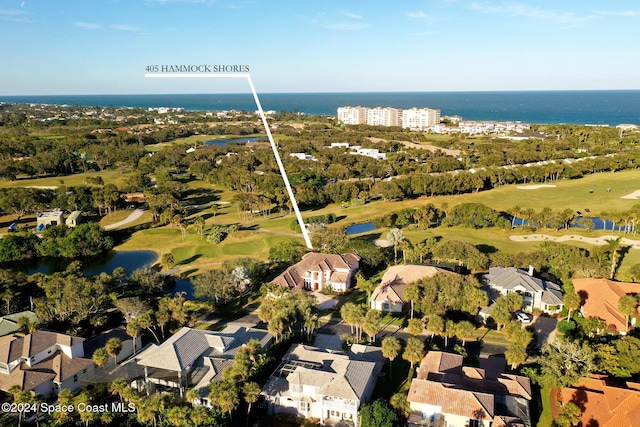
2,90,639,126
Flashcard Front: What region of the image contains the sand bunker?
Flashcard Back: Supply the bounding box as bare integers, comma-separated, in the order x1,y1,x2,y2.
621,190,640,200
510,234,640,249
516,184,557,190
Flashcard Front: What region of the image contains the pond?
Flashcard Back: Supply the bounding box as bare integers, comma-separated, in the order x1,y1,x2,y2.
24,250,159,276
23,250,196,299
512,216,622,231
204,136,262,147
345,222,378,235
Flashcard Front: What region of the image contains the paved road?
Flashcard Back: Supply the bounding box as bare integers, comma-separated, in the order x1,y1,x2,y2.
104,208,145,230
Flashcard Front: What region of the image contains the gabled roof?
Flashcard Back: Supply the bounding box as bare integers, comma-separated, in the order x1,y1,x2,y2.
136,326,272,372
488,267,562,305
136,327,210,372
371,265,451,304
0,311,37,337
0,365,55,392
0,330,85,364
29,350,93,383
572,278,640,332
271,253,360,289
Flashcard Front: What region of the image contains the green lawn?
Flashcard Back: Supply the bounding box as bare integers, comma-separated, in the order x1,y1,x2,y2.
0,170,134,189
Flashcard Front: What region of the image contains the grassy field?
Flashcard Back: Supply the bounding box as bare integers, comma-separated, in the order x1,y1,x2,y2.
0,170,134,189
3,167,639,279
110,169,640,279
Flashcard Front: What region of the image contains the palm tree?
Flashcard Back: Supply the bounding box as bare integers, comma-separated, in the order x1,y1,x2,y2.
386,227,405,264
126,320,142,355
618,295,638,333
563,285,581,320
454,320,475,346
105,338,123,368
242,382,261,418
403,337,424,369
605,236,624,279
92,347,109,368
381,336,401,380
404,284,420,319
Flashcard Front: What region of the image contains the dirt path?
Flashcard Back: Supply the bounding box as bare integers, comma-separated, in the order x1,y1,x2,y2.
104,209,145,230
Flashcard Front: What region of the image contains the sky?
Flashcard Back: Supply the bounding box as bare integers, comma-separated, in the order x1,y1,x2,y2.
1,0,640,95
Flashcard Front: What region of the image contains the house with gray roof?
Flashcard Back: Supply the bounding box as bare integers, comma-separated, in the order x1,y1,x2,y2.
484,267,563,315
0,311,38,337
135,325,272,398
262,340,383,426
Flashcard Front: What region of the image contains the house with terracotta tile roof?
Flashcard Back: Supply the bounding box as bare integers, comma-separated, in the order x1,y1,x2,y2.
0,330,94,397
271,252,360,292
261,340,383,426
370,265,454,312
407,351,531,427
557,375,640,427
484,267,563,314
572,278,640,334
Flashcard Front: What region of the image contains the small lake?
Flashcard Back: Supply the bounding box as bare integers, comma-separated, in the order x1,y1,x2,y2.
204,136,262,147
23,250,196,298
23,250,158,276
512,216,622,231
346,222,378,235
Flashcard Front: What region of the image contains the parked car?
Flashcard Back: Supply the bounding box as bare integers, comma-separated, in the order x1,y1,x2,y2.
7,222,17,232
515,311,532,324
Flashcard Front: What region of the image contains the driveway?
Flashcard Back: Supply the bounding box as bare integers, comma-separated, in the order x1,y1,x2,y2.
531,315,558,346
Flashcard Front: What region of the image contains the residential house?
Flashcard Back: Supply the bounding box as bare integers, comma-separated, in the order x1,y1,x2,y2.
271,252,360,292
134,325,272,399
0,311,38,338
261,340,383,426
557,375,640,426
572,278,640,334
407,352,532,427
370,265,453,312
0,330,94,397
484,267,563,314
83,327,143,364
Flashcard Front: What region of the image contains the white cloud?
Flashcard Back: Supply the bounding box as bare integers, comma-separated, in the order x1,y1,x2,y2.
110,24,144,32
468,2,597,26
0,8,32,22
407,11,428,19
315,10,368,31
323,21,369,31
595,10,640,18
75,22,101,30
338,10,363,20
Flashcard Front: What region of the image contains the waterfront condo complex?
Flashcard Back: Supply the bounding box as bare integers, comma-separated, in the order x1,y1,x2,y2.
337,105,441,130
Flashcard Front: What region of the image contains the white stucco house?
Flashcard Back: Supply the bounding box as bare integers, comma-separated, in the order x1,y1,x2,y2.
271,252,360,292
262,341,383,426
484,266,563,315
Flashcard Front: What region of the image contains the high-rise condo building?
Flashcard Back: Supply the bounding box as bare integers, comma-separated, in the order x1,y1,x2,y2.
401,107,441,130
337,106,369,125
367,107,402,127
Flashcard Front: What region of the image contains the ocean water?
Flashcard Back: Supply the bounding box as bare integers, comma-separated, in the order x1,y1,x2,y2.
2,90,639,125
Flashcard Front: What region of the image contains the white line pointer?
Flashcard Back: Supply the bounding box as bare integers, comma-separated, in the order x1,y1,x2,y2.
144,73,313,249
